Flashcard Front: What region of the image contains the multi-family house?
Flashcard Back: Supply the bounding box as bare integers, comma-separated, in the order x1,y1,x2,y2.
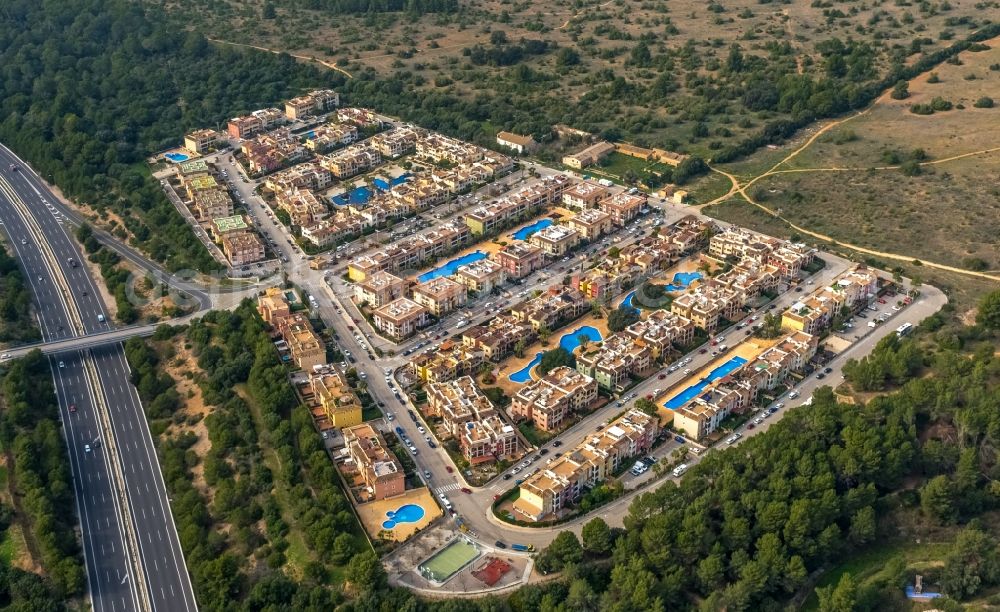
310,366,362,428
510,286,588,331
284,89,339,119
257,287,291,324
671,282,743,333
275,188,329,227
193,188,233,220
493,242,545,279
624,309,696,359
354,271,408,308
462,415,519,465
575,333,652,391
455,259,507,296
462,315,537,362
221,233,265,267
513,408,657,521
410,341,485,384
425,376,498,438
530,224,581,257
370,127,418,158
336,107,383,129
411,276,467,317
561,182,608,209
184,129,221,154
320,144,381,179
343,423,405,501
599,192,646,226
304,122,359,153
373,298,429,340
274,313,327,371
568,209,612,242
510,366,598,432
465,175,571,235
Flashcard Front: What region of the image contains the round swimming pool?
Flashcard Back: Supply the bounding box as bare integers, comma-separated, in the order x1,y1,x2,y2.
382,503,426,529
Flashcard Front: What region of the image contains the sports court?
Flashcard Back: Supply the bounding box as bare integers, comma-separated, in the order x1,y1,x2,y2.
472,557,512,587
417,537,481,584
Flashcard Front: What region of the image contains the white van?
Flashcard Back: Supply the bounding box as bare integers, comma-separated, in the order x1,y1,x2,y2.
672,464,689,478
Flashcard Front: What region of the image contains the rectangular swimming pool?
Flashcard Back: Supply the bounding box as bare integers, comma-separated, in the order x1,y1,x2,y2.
664,356,748,409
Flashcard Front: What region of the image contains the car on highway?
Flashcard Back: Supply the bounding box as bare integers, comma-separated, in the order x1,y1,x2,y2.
69,403,77,413
58,360,65,368
84,444,92,453
552,440,563,447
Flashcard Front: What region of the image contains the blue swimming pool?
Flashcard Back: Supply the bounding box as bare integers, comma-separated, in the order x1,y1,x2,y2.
418,251,488,282
509,325,603,383
512,218,553,241
664,356,748,409
663,271,703,292
332,186,373,206
382,503,426,529
373,173,413,191
164,152,190,163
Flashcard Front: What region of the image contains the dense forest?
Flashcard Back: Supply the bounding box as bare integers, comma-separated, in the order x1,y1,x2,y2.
0,245,40,344
0,351,82,607
0,0,339,272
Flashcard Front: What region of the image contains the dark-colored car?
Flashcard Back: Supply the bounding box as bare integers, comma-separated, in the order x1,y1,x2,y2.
539,448,549,456
824,367,833,374
446,466,454,473
461,487,472,494
552,440,563,448
674,435,685,443
502,473,512,480
495,541,507,549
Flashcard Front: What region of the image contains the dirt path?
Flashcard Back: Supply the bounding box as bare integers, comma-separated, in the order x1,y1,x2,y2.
207,38,354,79
696,93,1000,282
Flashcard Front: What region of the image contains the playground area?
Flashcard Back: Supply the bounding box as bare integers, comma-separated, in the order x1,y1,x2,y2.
472,557,513,587
417,537,481,585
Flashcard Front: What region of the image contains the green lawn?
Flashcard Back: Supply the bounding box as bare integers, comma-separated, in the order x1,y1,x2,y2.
801,538,953,611
0,529,14,567
518,422,553,447
588,152,672,183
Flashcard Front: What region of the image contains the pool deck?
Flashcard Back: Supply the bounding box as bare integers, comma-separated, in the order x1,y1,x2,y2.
356,487,442,542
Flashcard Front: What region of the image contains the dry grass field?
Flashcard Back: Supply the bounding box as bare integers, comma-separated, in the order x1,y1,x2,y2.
709,38,1000,277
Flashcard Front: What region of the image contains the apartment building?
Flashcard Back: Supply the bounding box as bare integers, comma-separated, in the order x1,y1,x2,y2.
412,276,467,317
274,313,327,371
493,242,545,279
177,159,210,178
530,224,581,257
221,233,265,267
573,265,639,301
561,182,608,209
301,217,362,248
827,266,880,309
666,216,715,254
496,131,538,155
575,333,652,391
416,134,485,165
390,178,448,211
304,122,358,153
568,208,612,241
599,192,646,226
621,237,682,274
715,261,781,304
782,293,843,335
561,141,615,169
336,107,383,128
310,367,362,428
184,129,221,154
624,309,696,359
410,341,485,384
465,175,572,235
347,220,471,281
510,286,588,331
343,423,405,501
461,415,519,465
708,228,814,280
373,298,429,340
370,127,418,158
320,144,382,179
275,188,329,227
510,366,598,432
462,315,537,362
192,188,233,220
257,287,291,324
425,376,498,437
513,408,658,521
284,89,339,119
354,271,407,308
672,333,816,440
227,115,262,139
263,162,331,193
211,215,249,239
455,259,507,296
183,175,218,200
671,282,743,333
242,128,306,174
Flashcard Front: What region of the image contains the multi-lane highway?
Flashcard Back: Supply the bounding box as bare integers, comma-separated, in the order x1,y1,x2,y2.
0,149,197,612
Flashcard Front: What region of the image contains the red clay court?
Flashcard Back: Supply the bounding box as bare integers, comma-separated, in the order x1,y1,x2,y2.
472,557,512,587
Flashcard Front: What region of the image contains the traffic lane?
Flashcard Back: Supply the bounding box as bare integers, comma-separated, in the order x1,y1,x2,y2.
53,354,140,612
1,147,211,307
93,346,198,612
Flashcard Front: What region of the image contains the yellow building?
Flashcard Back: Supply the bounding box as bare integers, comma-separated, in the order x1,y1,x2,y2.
311,369,363,428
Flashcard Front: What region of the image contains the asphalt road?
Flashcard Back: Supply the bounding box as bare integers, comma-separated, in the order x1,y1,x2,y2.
0,150,197,612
